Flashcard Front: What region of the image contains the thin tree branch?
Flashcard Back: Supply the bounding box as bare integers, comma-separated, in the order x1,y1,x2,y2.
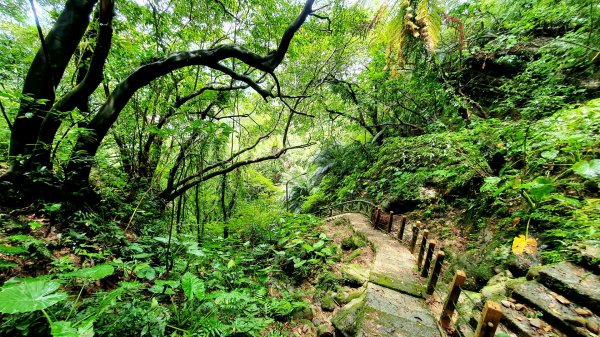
29,0,55,92
162,141,316,200
0,101,12,131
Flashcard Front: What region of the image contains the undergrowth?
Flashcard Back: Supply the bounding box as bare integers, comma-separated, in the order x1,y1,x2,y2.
0,204,337,336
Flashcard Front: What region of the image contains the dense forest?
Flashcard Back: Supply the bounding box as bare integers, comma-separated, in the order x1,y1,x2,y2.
0,0,598,336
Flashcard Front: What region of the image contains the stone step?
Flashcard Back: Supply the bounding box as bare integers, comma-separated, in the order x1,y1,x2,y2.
510,281,600,337
536,262,600,313
331,283,442,337
350,213,425,298
500,299,567,337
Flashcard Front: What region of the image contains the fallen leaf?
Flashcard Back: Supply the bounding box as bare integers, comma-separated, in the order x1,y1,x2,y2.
512,235,538,255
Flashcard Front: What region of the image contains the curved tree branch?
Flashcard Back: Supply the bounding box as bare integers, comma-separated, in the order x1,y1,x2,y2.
65,0,316,186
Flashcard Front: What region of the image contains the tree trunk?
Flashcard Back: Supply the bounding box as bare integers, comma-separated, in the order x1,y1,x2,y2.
8,0,97,172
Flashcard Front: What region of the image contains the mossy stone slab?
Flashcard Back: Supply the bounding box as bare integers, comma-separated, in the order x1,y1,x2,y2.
511,281,600,337
360,283,442,337
331,293,367,337
538,262,600,313
332,284,442,337
341,263,369,286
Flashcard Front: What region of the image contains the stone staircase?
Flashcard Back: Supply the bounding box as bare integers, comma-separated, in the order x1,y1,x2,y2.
327,213,443,337
324,211,600,337
499,262,600,337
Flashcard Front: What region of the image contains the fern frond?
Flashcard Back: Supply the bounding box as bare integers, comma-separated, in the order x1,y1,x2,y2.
416,0,441,52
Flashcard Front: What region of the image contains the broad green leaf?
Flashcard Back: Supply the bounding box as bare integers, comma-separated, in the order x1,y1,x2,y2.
28,221,44,229
540,150,559,160
186,247,204,257
313,240,325,250
301,243,314,252
131,253,153,259
227,259,236,268
181,272,205,300
134,264,156,280
0,280,67,313
118,281,142,290
573,159,600,179
50,321,78,337
522,177,554,203
149,283,175,295
64,264,114,280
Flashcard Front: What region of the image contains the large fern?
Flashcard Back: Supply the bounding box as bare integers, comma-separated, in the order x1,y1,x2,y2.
371,0,442,71
415,0,441,52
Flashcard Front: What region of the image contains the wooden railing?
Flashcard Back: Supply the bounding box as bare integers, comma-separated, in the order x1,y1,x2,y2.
316,199,376,218
321,202,503,337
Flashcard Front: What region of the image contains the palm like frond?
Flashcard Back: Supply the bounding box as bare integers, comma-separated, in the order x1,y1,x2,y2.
416,0,441,52
371,0,442,72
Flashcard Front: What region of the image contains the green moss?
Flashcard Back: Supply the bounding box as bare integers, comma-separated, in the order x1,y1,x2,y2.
346,288,365,303
341,264,369,286
330,293,367,335
320,295,336,311
369,272,424,298
341,233,368,251
344,248,363,263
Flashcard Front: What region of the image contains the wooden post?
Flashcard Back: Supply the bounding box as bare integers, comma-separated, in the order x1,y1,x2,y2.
374,207,381,229
397,216,407,241
410,226,420,253
386,211,394,233
474,301,503,337
329,208,333,217
440,270,467,329
421,240,436,277
417,230,429,265
426,251,445,295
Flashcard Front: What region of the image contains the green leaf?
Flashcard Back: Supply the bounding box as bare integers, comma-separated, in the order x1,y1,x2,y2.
0,280,67,313
522,177,554,203
0,245,28,255
149,283,176,295
301,243,314,252
0,261,18,269
540,150,559,160
50,321,78,337
64,264,114,280
181,272,205,300
77,320,94,337
227,259,236,268
118,281,142,290
312,240,325,250
28,221,44,229
293,259,306,268
134,264,156,280
573,159,600,179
